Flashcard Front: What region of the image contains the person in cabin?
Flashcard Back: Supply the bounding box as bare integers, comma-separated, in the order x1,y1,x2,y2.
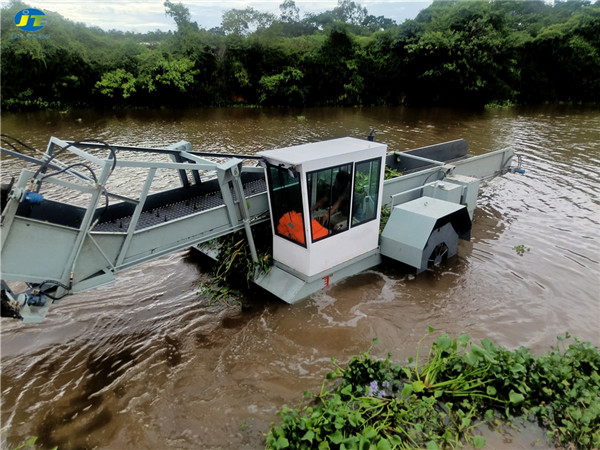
311,170,351,230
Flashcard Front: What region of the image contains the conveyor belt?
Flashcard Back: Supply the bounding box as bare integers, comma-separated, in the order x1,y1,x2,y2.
93,178,267,232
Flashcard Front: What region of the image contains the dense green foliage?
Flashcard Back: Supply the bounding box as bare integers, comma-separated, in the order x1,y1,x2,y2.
2,0,599,110
267,330,600,449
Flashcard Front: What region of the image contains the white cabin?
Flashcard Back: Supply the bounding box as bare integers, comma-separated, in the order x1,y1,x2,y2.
259,137,387,278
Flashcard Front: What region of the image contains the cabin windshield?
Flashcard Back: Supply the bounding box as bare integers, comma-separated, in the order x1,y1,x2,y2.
308,157,382,242
352,157,381,226
308,164,353,239
267,165,307,246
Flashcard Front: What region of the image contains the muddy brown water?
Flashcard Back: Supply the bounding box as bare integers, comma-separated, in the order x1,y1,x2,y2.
1,105,598,449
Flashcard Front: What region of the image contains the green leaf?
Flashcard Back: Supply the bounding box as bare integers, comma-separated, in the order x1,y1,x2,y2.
341,384,353,396
426,441,439,450
567,407,582,421
436,334,452,351
25,437,38,446
458,333,470,348
401,383,414,397
318,441,331,450
510,363,525,374
464,351,478,366
412,380,425,393
509,390,524,404
473,435,486,449
330,430,344,444
302,430,315,442
377,438,392,450
275,436,290,449
389,435,403,446
428,325,435,334
362,426,377,439
481,337,496,353
471,343,486,358
486,386,497,396
348,411,361,427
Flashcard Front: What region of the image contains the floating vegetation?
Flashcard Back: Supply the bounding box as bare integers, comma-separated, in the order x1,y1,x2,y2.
0,434,57,450
513,244,531,256
266,329,600,449
197,223,273,307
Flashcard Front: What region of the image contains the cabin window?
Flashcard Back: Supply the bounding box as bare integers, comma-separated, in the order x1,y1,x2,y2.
307,163,353,240
267,164,307,246
352,158,381,226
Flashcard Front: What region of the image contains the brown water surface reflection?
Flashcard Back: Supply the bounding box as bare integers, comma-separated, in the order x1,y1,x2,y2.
1,105,599,449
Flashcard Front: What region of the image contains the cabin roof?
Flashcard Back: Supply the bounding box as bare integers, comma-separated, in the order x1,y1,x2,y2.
259,137,385,166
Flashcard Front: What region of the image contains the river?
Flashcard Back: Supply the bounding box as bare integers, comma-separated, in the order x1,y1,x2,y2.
1,105,599,449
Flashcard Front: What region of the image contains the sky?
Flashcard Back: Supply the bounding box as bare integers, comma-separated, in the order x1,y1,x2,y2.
2,0,433,33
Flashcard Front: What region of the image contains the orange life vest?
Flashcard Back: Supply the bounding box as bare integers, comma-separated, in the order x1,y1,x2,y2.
277,211,328,244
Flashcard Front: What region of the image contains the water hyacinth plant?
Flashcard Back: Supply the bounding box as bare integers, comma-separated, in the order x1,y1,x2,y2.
197,224,273,306
266,329,600,449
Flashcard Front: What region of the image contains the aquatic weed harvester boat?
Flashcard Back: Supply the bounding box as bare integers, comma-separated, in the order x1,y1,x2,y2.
1,134,523,322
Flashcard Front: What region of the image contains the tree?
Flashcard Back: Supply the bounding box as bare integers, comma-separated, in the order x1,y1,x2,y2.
95,68,137,99
303,26,364,105
258,67,305,105
222,7,276,35
164,0,198,33
2,0,599,110
279,0,300,23
517,4,600,102
362,14,396,32
333,0,368,25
